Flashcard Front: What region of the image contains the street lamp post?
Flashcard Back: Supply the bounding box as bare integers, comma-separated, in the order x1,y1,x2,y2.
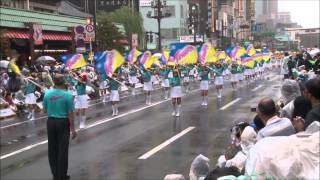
147,0,171,52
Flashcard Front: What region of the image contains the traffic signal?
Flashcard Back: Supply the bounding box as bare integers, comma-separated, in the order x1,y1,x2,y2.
145,33,149,42
149,34,153,43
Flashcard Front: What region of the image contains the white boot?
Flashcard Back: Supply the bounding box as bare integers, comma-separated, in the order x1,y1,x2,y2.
204,96,208,106
79,116,85,129
115,104,119,115
164,90,168,100
145,97,149,105
175,105,181,117
172,105,176,116
131,88,136,96
112,105,116,116
30,110,35,120
218,90,222,98
148,95,152,105
27,111,32,119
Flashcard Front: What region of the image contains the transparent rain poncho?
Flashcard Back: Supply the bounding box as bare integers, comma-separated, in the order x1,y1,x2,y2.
280,79,301,105
189,154,210,180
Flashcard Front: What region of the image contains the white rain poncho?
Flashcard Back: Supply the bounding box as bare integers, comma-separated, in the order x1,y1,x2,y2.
189,154,210,180
218,127,257,172
163,174,185,180
280,79,301,105
245,121,320,179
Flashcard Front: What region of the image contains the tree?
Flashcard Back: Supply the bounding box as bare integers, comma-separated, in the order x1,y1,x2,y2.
106,6,145,49
96,11,125,52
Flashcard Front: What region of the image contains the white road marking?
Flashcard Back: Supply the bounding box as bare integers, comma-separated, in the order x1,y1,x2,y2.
220,98,241,110
138,127,195,160
252,85,264,92
0,88,202,160
0,88,162,129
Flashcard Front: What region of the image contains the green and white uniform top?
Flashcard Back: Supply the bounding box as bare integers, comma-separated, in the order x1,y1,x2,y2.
198,67,211,81
109,79,121,91
143,71,152,83
43,89,75,118
170,76,181,87
75,81,86,95
160,69,170,79
25,82,36,94
129,67,137,76
213,66,225,77
180,66,190,77
230,64,240,74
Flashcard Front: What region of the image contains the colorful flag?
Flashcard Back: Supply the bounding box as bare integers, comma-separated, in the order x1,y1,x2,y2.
174,45,198,65
63,54,87,70
216,51,231,63
227,46,246,59
240,54,255,68
127,48,142,64
246,44,256,56
198,43,217,64
139,51,155,69
9,60,21,76
96,50,125,77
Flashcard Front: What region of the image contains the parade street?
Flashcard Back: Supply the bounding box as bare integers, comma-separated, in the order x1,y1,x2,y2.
1,74,281,180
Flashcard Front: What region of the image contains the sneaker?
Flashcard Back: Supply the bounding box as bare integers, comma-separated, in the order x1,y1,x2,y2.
79,123,85,129
172,111,176,116
27,113,32,119
30,116,35,121
175,112,180,117
201,102,205,106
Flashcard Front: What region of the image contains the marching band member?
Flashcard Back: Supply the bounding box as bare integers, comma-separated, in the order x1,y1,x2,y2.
98,73,108,103
142,69,153,105
128,65,138,96
170,69,182,117
109,74,121,116
24,73,37,120
230,62,239,90
73,72,88,129
198,64,210,106
160,66,170,99
180,65,191,93
213,62,225,98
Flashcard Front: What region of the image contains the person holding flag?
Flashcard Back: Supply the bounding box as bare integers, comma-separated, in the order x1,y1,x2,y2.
160,66,171,99
230,62,239,90
213,62,225,98
98,73,109,103
170,69,182,117
198,64,211,106
180,65,191,93
73,72,88,129
24,73,38,120
142,69,153,105
108,73,121,116
128,64,139,96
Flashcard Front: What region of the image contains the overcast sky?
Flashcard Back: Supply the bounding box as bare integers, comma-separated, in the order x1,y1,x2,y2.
278,0,320,28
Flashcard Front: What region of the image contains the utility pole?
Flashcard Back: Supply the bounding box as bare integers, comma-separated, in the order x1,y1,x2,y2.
147,0,171,52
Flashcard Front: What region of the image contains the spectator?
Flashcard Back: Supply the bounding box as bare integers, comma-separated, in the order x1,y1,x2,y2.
256,98,295,140
292,96,312,120
281,52,290,79
251,115,265,132
294,78,320,131
204,166,241,180
280,79,301,106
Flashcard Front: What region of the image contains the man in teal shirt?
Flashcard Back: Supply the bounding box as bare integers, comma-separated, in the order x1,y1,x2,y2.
43,74,76,180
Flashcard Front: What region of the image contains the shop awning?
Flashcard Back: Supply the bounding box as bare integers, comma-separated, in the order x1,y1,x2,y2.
4,30,72,41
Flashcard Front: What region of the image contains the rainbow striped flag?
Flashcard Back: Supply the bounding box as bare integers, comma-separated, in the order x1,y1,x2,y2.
127,49,142,64
174,45,198,65
96,50,125,77
246,44,256,56
240,54,255,68
63,54,87,70
198,43,217,64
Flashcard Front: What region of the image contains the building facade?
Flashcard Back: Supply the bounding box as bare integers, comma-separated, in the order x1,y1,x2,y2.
140,0,188,49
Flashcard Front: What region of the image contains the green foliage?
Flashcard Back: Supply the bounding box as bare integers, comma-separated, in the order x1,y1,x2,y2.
97,6,144,50
96,11,125,52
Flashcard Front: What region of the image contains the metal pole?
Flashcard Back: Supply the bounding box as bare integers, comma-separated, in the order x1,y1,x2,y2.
157,0,162,52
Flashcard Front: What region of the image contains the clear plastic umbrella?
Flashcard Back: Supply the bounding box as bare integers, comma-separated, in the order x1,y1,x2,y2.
0,60,9,68
36,56,56,63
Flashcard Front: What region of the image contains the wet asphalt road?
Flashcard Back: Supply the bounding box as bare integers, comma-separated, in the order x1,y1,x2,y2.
1,73,282,180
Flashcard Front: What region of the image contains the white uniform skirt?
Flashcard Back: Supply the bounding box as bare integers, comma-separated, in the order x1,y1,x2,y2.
110,90,120,102
99,81,107,90
238,73,244,81
200,80,209,90
171,86,182,98
183,76,190,83
143,81,153,91
244,69,250,76
25,93,37,104
129,76,138,85
230,74,239,82
215,76,224,86
75,95,88,109
161,79,170,88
